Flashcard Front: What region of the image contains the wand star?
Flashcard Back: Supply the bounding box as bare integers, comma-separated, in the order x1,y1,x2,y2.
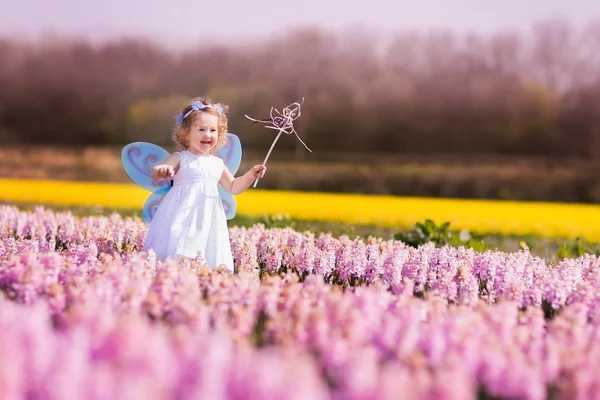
245,98,311,187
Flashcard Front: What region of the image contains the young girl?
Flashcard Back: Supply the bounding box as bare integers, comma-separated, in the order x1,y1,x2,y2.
143,97,266,272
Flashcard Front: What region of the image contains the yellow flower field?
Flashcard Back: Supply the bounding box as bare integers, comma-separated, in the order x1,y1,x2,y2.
1,178,599,241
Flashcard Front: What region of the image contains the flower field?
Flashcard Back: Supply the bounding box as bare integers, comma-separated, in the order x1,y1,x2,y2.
1,204,600,399
2,178,600,240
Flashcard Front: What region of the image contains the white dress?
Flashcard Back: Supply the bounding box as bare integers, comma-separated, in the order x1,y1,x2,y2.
143,150,234,272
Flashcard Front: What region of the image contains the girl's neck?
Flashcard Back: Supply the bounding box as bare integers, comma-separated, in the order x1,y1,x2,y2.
187,148,211,157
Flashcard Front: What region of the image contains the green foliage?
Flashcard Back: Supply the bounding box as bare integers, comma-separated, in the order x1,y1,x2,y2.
251,309,269,347
394,219,451,247
394,219,489,251
261,213,294,229
557,237,600,259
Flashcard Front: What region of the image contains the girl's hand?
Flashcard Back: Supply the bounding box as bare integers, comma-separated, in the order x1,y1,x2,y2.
152,165,175,180
248,165,267,179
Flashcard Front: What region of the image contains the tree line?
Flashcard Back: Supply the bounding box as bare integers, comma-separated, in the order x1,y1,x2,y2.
1,18,600,159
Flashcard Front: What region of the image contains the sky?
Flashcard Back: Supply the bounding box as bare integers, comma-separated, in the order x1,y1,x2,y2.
3,0,599,48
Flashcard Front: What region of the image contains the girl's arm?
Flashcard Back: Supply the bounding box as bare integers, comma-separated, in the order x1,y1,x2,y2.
150,153,180,181
220,164,266,195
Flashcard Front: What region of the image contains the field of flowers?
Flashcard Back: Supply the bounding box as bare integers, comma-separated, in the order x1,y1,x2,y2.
3,178,600,241
1,204,600,399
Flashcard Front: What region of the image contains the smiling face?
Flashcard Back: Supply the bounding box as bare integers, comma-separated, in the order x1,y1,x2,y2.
187,112,220,156
171,98,230,152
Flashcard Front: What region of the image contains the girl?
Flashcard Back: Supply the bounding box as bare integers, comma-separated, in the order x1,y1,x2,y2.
143,97,266,272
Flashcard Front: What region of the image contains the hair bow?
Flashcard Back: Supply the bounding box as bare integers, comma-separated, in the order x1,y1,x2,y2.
176,101,224,124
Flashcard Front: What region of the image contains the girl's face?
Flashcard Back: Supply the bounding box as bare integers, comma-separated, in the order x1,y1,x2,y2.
187,112,219,155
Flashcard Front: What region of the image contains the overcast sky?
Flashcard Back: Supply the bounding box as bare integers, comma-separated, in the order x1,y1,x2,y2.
3,0,599,47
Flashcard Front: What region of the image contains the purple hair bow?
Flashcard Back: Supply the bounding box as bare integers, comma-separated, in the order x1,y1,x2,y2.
176,100,224,124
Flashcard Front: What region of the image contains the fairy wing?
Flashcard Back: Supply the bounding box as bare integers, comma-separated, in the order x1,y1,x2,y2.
215,133,242,220
122,142,172,223
142,192,168,222
218,186,236,220
121,142,173,194
215,133,242,174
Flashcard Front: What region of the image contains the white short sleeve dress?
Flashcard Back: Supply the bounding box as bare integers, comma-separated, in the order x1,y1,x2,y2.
143,150,234,272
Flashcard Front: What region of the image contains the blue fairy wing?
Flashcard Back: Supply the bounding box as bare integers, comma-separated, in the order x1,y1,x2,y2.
142,192,167,223
215,133,242,175
215,133,242,220
218,185,236,220
122,142,172,194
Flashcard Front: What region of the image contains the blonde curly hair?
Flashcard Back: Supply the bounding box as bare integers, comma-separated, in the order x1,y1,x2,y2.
171,97,229,152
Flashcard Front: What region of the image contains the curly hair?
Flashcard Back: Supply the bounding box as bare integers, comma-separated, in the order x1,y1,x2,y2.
171,97,229,152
